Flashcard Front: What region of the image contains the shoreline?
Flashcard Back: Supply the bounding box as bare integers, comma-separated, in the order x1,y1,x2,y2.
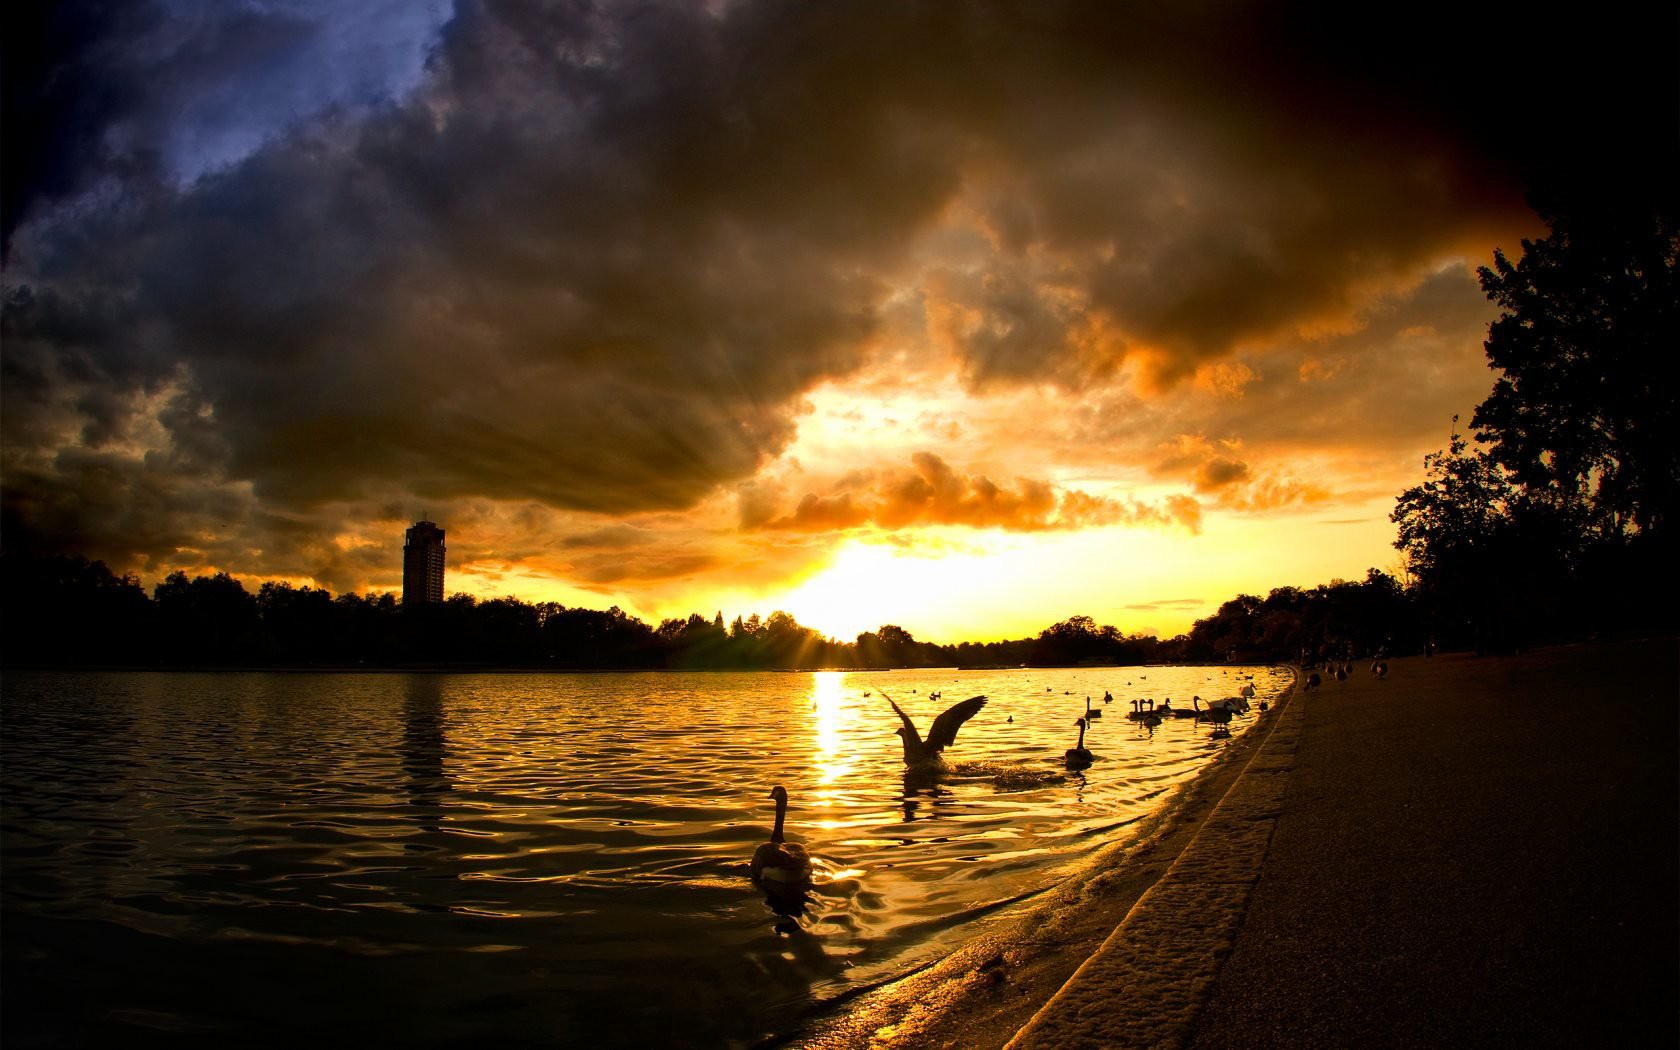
784,639,1679,1048
774,668,1303,1048
0,660,1261,676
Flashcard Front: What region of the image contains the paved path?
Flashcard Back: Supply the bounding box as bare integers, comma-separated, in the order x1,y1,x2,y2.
1188,641,1677,1048
1010,640,1677,1049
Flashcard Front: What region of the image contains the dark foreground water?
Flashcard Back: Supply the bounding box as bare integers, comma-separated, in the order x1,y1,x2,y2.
1,665,1287,1047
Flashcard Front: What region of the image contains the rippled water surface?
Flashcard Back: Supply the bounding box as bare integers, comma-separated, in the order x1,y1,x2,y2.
2,666,1289,1047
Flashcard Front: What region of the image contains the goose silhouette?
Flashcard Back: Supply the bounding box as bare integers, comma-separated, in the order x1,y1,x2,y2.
1084,695,1103,720
1065,717,1093,769
751,786,813,887
886,692,988,769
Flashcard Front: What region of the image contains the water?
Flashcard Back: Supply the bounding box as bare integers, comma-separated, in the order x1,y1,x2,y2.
1,665,1289,1047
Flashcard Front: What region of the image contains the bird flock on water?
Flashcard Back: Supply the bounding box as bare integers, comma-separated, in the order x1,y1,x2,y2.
750,665,1318,927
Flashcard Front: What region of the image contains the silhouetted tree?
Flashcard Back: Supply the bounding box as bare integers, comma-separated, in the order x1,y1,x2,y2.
0,551,153,664
1473,204,1679,540
153,570,261,664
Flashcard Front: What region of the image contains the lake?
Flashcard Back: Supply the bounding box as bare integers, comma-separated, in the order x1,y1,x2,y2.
1,665,1289,1047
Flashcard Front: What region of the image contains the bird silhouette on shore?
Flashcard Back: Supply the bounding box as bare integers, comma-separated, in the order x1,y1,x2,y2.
885,692,989,769
751,786,813,887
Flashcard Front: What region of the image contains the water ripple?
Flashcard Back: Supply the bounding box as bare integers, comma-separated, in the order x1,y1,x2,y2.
3,664,1291,1047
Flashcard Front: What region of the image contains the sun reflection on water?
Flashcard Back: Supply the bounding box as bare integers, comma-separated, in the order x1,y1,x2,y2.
810,671,852,804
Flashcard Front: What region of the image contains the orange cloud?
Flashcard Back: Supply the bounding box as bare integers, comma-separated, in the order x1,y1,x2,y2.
748,451,1201,534
1152,434,1325,513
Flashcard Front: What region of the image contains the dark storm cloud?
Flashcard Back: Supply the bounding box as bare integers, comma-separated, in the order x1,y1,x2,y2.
1,0,449,257
5,0,1669,572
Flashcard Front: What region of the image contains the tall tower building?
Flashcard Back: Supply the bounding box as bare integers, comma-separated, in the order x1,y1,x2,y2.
402,520,446,605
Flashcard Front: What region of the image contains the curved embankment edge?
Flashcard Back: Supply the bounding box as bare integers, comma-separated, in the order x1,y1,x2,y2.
1003,674,1308,1049
782,672,1305,1050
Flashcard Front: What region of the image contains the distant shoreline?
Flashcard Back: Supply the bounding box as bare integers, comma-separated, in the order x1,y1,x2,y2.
1,660,1279,675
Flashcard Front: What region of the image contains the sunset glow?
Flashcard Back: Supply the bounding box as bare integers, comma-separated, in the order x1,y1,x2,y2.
5,1,1659,646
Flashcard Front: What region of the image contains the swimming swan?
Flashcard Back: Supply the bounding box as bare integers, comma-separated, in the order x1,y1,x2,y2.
751,786,813,886
886,692,989,768
1084,695,1103,720
1065,717,1094,768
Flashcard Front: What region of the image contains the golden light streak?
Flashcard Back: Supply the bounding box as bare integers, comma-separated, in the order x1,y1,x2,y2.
810,671,851,797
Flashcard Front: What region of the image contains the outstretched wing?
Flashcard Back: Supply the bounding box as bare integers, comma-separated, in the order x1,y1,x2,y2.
886,696,924,750
926,695,988,752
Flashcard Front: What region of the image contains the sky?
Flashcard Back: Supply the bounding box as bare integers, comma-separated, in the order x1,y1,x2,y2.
3,1,1674,642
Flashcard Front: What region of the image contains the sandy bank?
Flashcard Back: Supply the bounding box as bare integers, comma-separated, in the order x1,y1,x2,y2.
784,639,1679,1049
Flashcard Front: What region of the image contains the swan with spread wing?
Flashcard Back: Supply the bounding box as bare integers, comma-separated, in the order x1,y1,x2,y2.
884,691,989,770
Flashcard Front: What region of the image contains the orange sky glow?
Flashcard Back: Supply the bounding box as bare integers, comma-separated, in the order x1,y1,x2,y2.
12,1,1622,645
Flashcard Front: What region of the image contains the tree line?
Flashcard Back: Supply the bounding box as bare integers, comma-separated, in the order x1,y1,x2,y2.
0,549,1421,670
3,197,1672,669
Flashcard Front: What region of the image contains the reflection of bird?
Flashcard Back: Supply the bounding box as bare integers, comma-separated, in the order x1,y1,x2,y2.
751,786,813,886
1084,696,1103,720
1066,717,1093,769
886,693,989,768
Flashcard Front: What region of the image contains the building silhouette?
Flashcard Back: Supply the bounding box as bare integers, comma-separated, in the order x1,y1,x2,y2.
402,520,446,605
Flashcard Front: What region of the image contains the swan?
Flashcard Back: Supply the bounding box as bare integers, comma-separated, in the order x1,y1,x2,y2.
1240,684,1256,700
1084,696,1103,720
751,786,813,886
1065,717,1093,768
1194,696,1241,721
1103,691,1113,705
885,692,989,769
1205,705,1234,736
